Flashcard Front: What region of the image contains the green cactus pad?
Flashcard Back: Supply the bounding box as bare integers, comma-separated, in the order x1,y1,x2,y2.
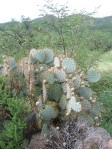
91,102,103,116
42,124,59,138
5,57,17,70
40,104,59,121
41,123,50,136
47,72,55,84
67,96,81,113
48,83,63,102
50,125,59,138
62,58,76,73
29,49,38,63
37,50,45,63
81,100,91,112
78,87,93,100
78,114,95,127
87,69,101,83
55,69,66,82
59,95,67,110
70,75,81,89
44,49,54,64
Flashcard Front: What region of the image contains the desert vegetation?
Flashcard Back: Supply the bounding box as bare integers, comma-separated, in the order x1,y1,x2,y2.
0,1,112,148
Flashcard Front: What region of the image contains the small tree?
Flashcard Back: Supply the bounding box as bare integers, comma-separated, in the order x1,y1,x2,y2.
40,0,94,55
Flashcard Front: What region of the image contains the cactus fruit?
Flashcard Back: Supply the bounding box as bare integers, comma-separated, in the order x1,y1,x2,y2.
0,48,102,136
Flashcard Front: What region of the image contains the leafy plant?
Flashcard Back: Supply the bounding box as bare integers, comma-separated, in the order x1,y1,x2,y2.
0,79,29,149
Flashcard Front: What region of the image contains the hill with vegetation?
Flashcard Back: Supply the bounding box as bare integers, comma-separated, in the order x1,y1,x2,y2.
93,16,112,32
0,9,112,148
0,14,112,58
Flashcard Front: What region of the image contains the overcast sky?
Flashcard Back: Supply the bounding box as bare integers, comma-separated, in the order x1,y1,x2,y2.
0,0,112,23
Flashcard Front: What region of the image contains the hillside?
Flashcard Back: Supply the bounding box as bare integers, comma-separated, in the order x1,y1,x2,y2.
93,16,112,32
0,15,112,32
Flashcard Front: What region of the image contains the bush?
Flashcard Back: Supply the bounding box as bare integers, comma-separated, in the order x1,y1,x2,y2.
0,77,29,149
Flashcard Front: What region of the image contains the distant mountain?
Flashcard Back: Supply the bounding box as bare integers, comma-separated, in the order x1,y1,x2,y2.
33,15,112,32
93,16,112,32
0,15,112,32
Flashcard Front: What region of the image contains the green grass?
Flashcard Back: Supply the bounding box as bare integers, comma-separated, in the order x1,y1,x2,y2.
91,51,112,135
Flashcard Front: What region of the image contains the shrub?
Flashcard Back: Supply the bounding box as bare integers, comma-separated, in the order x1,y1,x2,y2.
0,75,29,149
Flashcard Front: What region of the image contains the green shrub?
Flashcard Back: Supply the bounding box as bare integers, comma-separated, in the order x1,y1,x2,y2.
0,79,29,149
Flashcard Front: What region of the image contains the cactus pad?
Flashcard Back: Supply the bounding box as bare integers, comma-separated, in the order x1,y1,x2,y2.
40,104,59,121
59,95,67,110
70,75,81,89
62,58,76,73
4,57,17,70
78,87,93,100
48,83,63,102
78,114,95,127
67,96,81,114
42,124,59,138
81,100,91,112
44,49,54,64
55,69,66,82
91,102,103,116
29,49,38,63
47,72,55,84
41,123,50,136
37,50,45,63
87,69,101,83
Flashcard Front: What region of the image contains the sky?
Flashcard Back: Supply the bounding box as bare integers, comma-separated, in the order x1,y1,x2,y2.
0,0,112,23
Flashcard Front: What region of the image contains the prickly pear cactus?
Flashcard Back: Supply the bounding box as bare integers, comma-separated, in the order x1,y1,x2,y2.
0,48,102,136
87,68,101,83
